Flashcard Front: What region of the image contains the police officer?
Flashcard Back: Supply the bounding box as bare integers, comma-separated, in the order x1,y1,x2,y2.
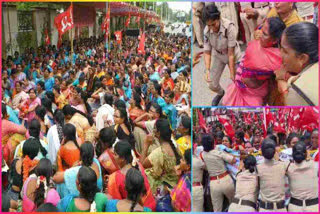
228,155,259,212
192,152,205,211
201,134,236,211
192,2,205,48
240,2,256,42
257,138,289,212
202,4,241,106
286,142,318,212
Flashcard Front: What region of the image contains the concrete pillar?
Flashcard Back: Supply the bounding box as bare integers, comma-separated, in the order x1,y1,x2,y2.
2,6,18,55
50,10,59,46
96,15,100,35
89,25,93,37
34,10,46,46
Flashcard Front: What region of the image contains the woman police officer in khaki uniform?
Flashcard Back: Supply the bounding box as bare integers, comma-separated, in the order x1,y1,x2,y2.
202,4,241,106
200,134,236,211
192,151,205,211
257,138,289,212
228,155,259,212
286,142,318,212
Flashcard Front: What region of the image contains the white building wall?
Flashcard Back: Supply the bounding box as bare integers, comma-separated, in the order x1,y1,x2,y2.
34,10,47,46
2,7,19,54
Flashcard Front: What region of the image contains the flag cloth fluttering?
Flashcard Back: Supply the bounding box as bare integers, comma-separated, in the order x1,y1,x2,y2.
54,5,74,48
114,31,122,45
45,29,50,45
137,31,145,55
101,6,110,38
125,14,131,27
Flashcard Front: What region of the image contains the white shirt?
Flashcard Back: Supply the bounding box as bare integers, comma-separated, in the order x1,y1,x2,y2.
47,125,61,165
95,104,114,131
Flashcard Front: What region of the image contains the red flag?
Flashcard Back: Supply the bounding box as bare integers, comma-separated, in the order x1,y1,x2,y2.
54,5,74,37
197,109,207,133
266,108,274,126
218,115,235,138
45,29,50,45
300,107,319,131
244,112,252,124
101,7,110,34
114,31,122,45
288,108,304,131
137,32,145,55
135,16,141,26
125,14,131,27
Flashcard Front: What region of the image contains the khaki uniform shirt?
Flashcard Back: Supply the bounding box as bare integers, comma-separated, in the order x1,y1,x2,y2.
257,159,290,202
193,155,205,183
235,169,259,202
202,148,234,177
286,63,319,106
204,18,241,64
287,160,318,200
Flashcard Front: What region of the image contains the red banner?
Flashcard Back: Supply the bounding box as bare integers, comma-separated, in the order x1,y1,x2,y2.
114,31,122,44
101,6,110,37
218,115,235,138
54,5,74,36
45,29,50,45
125,14,131,27
73,5,95,27
137,32,145,55
197,109,207,133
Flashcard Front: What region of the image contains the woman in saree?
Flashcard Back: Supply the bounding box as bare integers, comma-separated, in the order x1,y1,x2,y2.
19,88,41,123
128,93,145,121
107,140,156,211
56,123,81,172
72,87,91,115
223,17,286,106
2,104,27,166
54,142,103,199
57,166,108,212
96,127,119,175
175,115,192,156
113,107,136,149
140,118,180,195
14,119,48,161
22,158,60,212
106,168,152,212
62,105,93,145
171,149,191,212
12,81,29,110
34,106,48,137
8,138,43,201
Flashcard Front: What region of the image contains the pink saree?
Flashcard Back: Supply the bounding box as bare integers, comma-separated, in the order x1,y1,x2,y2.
223,40,282,106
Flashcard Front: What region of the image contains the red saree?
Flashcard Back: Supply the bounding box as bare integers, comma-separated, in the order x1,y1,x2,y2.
107,162,156,211
98,149,120,175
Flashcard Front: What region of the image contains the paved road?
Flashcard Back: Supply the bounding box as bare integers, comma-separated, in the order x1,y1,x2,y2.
192,44,232,106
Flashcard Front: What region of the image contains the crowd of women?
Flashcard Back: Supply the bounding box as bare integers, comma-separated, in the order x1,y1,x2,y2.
193,108,318,212
1,28,192,212
193,2,318,106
